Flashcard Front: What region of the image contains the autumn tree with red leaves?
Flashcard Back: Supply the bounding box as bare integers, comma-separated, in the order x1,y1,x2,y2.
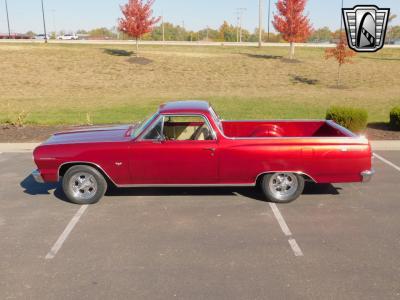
118,0,160,56
272,0,313,59
325,32,356,87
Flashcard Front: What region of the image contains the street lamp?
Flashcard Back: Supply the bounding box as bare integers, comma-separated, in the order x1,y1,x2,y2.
40,0,48,43
4,0,11,38
258,0,263,47
267,0,271,42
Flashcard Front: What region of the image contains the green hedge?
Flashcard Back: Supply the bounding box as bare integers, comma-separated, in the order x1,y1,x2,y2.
326,106,368,133
390,106,400,131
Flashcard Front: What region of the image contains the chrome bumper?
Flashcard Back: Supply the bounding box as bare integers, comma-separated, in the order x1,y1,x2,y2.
32,169,44,183
361,169,375,183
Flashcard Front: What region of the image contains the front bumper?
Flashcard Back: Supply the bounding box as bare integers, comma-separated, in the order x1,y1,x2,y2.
361,169,375,183
32,169,44,183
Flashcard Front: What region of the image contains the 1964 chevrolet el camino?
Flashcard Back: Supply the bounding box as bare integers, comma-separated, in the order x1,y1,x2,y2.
32,101,374,205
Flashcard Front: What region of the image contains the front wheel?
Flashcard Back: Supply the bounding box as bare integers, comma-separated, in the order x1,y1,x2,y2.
62,165,107,205
261,173,304,203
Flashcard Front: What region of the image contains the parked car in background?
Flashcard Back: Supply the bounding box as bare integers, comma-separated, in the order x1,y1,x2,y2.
35,34,50,40
57,34,79,40
32,101,374,205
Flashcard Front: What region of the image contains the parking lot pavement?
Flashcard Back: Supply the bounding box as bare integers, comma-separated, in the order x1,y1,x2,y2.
0,152,399,299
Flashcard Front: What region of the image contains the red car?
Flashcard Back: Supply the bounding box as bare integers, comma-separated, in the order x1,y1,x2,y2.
32,101,374,205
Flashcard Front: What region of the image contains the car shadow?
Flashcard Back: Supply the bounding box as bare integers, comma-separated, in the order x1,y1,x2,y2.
20,175,68,203
21,175,341,204
106,182,341,202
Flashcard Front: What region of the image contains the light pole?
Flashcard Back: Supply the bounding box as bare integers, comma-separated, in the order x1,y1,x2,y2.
340,0,344,32
4,0,11,38
258,0,263,47
40,0,48,43
162,14,165,42
267,0,271,42
236,8,246,43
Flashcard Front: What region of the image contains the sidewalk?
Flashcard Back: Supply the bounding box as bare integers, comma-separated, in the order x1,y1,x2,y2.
0,141,399,153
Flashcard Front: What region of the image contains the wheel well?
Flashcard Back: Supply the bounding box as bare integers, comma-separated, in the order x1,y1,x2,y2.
255,172,316,186
59,163,116,187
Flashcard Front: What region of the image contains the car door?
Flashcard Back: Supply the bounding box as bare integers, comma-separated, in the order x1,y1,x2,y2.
129,115,218,185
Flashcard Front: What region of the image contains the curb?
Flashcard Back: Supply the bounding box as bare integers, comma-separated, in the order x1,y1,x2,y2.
0,141,399,153
0,143,40,153
370,141,400,151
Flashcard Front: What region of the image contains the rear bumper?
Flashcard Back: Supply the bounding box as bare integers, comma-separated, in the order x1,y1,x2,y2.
361,169,375,183
32,169,44,183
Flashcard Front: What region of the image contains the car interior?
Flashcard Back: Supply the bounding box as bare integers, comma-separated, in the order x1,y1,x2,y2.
143,116,214,141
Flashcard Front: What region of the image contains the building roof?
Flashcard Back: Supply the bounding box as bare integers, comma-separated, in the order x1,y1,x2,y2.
159,100,210,114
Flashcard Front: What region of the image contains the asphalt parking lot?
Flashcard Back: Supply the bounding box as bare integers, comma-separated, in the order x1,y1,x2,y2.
0,151,400,299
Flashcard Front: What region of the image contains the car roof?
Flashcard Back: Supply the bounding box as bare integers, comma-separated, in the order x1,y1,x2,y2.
159,100,211,114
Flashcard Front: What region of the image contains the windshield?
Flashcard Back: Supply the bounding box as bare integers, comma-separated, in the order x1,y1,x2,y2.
131,113,158,139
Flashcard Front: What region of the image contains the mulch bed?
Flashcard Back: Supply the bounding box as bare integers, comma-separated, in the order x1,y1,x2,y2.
1,124,399,143
0,125,73,143
127,57,153,65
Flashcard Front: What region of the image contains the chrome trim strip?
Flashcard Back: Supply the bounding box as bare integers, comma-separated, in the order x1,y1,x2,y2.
116,183,255,188
255,171,318,183
326,120,357,138
361,169,375,183
57,161,119,186
32,169,44,183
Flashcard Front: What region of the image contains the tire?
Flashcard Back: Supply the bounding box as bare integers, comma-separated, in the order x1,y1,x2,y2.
62,165,107,205
260,173,304,203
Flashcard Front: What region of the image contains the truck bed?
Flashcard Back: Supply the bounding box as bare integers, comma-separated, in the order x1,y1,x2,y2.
221,120,356,138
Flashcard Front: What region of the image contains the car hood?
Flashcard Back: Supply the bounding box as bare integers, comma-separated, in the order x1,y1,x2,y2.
43,125,135,145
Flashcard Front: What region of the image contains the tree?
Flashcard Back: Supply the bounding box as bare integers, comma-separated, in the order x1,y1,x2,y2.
308,27,332,43
387,14,397,44
272,0,313,59
118,0,160,56
89,27,116,39
325,32,356,87
219,21,237,42
25,31,36,38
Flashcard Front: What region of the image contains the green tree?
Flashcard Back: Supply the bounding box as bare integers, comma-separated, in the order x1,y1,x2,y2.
89,27,116,39
219,21,237,42
25,31,36,38
309,27,332,42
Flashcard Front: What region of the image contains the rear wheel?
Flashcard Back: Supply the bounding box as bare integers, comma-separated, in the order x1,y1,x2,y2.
261,173,304,203
62,165,107,205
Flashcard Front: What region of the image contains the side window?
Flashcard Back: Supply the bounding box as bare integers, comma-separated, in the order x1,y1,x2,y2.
163,116,215,141
142,117,164,140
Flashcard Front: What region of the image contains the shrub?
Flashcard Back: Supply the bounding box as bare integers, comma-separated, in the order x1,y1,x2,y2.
326,106,368,133
390,107,400,131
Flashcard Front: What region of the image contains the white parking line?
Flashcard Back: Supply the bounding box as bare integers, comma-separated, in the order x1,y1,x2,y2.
269,203,292,236
45,205,88,260
288,238,304,257
374,153,400,172
269,203,304,257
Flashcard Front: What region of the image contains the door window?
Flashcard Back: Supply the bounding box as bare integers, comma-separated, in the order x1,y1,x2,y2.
163,116,215,141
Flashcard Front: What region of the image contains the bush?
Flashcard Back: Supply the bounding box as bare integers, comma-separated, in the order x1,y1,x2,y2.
390,107,400,131
326,106,368,133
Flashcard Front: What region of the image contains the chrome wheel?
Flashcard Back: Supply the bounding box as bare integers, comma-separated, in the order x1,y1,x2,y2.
69,172,98,200
268,173,299,200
